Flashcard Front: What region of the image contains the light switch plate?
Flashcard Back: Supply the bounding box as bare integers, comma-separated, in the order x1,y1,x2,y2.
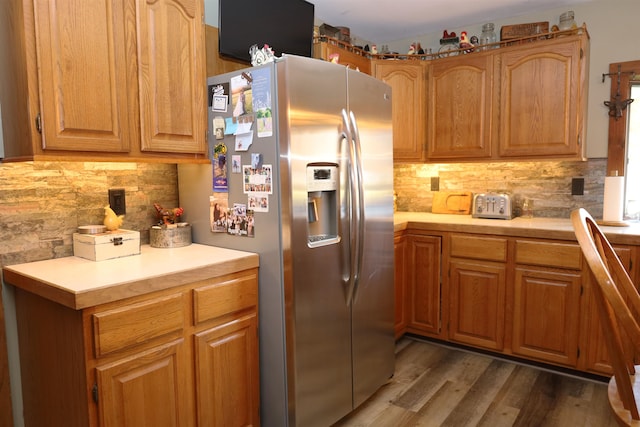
108,188,126,215
571,178,584,196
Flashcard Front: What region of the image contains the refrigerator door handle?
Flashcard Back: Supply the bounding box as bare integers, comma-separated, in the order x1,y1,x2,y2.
348,110,366,304
340,109,357,306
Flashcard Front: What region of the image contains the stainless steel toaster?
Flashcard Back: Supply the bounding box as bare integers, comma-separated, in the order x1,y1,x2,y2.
472,193,513,220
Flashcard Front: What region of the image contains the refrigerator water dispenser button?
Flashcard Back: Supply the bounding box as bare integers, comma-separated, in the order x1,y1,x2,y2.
307,164,339,246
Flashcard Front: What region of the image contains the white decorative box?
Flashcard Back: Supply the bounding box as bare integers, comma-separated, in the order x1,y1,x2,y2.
73,229,141,261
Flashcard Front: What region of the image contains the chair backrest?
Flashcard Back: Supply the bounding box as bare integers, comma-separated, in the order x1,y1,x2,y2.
571,208,640,423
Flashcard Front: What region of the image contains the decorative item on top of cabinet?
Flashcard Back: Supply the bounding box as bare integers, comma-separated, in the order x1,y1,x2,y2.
0,0,207,162
497,31,589,160
373,61,427,162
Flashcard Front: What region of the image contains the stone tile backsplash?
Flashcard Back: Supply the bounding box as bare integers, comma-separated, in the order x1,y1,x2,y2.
394,159,607,218
0,161,179,267
0,158,609,267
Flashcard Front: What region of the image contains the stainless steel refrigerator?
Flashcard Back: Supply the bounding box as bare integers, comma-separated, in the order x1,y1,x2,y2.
178,55,394,427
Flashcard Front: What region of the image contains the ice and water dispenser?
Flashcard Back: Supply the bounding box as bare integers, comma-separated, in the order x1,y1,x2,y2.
307,164,339,247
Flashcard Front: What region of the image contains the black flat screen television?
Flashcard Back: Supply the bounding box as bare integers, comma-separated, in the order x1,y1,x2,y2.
218,0,315,63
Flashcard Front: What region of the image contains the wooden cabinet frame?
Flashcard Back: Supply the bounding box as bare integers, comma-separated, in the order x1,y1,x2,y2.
396,227,638,376
13,268,260,427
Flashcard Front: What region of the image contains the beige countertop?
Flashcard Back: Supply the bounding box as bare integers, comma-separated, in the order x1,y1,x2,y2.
2,244,259,310
394,211,640,245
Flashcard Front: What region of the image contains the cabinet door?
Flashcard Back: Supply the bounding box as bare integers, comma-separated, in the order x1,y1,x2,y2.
373,62,426,162
194,313,260,427
582,246,634,375
498,37,585,158
512,267,582,367
394,233,408,339
449,259,506,350
33,0,134,152
406,234,441,335
137,0,206,154
427,54,493,159
96,339,194,427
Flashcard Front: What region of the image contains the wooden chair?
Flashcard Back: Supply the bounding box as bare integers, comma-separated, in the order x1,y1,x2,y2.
571,208,640,425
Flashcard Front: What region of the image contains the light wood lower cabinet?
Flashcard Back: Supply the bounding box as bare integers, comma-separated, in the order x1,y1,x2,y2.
96,338,192,426
194,313,259,426
512,240,583,367
449,259,507,351
396,228,638,377
448,234,507,351
14,268,259,427
394,233,408,339
512,266,582,367
405,234,442,337
580,246,635,375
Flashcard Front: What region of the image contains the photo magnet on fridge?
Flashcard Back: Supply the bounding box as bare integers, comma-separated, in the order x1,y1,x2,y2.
210,83,229,112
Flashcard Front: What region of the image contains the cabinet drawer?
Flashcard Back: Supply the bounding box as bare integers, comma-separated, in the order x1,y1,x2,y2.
450,234,507,262
93,293,185,357
193,272,258,325
515,240,582,269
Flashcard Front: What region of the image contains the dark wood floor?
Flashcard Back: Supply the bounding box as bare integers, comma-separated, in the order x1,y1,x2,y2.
334,337,618,426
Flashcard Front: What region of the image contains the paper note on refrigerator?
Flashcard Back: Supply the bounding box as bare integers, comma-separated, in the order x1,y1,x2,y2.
235,132,253,151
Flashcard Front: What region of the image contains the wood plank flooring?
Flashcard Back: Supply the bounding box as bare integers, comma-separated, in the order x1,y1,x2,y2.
334,337,617,427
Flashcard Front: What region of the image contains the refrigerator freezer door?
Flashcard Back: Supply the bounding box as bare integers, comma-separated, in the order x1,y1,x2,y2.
346,68,395,409
277,56,353,427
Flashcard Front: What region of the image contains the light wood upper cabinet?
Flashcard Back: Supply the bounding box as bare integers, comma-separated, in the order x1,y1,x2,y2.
497,34,589,159
373,61,427,162
313,42,371,75
33,0,134,153
137,0,206,154
427,53,493,160
312,31,589,163
0,0,207,161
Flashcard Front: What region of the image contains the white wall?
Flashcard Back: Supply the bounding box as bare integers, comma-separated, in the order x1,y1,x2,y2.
204,0,218,26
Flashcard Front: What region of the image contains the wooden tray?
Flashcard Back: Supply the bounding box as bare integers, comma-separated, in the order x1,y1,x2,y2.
432,191,472,215
500,22,549,41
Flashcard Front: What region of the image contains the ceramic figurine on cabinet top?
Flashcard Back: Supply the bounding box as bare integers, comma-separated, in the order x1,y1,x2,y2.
250,44,276,66
459,32,475,53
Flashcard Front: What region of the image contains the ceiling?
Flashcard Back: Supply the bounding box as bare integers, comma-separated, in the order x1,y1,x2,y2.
311,0,595,43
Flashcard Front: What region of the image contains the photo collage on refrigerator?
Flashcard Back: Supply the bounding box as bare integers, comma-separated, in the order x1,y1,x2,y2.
208,66,274,238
